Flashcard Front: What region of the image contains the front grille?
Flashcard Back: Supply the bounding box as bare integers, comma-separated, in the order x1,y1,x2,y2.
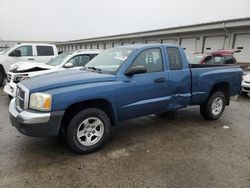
16,87,25,110
7,74,11,83
245,81,250,84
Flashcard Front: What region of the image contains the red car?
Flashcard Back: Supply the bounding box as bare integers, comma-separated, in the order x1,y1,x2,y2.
188,50,241,64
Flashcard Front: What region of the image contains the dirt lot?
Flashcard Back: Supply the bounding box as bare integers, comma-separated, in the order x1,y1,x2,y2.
0,87,249,188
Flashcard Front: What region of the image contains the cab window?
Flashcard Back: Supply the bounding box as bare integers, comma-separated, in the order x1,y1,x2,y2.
131,48,163,73
166,47,183,70
224,56,236,64
9,45,33,56
36,46,54,56
67,55,91,67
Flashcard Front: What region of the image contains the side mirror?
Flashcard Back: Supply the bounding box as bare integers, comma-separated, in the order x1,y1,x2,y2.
64,62,74,68
125,65,147,76
14,50,21,57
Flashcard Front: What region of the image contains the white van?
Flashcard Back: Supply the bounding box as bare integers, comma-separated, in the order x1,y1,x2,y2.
0,43,58,85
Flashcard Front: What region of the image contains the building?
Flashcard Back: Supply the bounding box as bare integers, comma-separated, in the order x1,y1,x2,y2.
56,17,250,64
0,40,56,52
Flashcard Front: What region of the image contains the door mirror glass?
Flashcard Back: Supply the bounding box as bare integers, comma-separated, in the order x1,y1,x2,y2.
125,65,147,76
64,62,74,68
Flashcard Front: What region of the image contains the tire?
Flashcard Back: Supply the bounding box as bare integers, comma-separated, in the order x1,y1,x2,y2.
200,91,226,120
66,108,111,154
0,72,4,86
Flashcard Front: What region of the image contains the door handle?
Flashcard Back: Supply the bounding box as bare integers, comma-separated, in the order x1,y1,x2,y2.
154,78,166,83
28,58,35,60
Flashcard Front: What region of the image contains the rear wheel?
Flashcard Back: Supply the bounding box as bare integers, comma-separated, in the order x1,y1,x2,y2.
200,91,226,120
66,108,111,154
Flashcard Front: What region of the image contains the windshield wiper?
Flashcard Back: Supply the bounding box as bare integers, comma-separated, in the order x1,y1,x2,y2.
86,66,102,72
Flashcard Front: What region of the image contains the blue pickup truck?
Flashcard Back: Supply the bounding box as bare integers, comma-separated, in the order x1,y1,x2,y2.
9,44,242,153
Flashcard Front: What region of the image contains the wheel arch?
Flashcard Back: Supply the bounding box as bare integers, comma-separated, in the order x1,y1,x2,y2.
0,64,6,77
208,82,230,105
61,98,117,132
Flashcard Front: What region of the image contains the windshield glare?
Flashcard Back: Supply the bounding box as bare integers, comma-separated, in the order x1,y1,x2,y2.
85,48,135,73
188,55,204,64
47,52,71,66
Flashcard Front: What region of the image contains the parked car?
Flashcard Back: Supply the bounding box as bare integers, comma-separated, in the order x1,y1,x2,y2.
4,50,102,98
9,44,242,154
242,67,250,94
188,50,240,65
0,43,58,86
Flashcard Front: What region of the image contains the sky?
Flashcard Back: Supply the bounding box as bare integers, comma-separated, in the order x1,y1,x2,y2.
0,0,250,41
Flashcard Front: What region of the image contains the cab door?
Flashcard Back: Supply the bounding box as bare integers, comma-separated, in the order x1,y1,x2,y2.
8,45,35,64
117,48,170,120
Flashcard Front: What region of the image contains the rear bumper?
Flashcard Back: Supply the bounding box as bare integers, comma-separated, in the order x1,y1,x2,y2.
9,99,64,137
4,81,17,97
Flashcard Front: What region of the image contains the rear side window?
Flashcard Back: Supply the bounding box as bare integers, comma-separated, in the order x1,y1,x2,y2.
224,56,236,64
131,48,163,73
36,46,54,56
167,47,183,70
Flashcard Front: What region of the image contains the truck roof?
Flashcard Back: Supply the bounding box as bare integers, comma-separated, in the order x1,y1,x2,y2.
16,43,56,46
119,44,180,49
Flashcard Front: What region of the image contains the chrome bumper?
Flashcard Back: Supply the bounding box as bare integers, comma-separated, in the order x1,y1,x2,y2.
242,81,250,93
4,82,17,97
9,98,50,124
9,98,64,137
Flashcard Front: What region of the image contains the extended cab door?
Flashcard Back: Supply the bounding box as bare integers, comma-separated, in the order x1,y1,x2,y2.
164,47,191,108
118,47,170,120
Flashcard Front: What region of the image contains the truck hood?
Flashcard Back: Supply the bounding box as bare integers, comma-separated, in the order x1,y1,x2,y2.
21,69,116,92
10,61,54,73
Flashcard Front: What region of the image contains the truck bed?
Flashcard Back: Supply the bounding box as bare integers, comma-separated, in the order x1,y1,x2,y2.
189,64,242,105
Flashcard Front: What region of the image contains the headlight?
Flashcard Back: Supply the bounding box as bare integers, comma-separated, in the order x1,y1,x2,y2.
14,74,28,83
29,93,52,111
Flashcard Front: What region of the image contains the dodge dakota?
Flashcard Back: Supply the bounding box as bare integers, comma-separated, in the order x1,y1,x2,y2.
9,44,242,154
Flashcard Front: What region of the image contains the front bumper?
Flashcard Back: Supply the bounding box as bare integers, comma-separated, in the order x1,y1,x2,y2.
4,81,17,97
242,81,250,93
9,99,64,137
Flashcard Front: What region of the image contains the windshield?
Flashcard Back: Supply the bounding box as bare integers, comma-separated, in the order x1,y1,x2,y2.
188,54,204,64
47,52,71,66
84,48,135,73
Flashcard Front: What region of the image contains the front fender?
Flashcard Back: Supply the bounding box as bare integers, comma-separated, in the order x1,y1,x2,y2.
0,64,6,77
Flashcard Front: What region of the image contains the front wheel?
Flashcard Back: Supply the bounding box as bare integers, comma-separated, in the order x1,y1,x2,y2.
200,91,226,120
66,108,111,154
0,72,4,86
